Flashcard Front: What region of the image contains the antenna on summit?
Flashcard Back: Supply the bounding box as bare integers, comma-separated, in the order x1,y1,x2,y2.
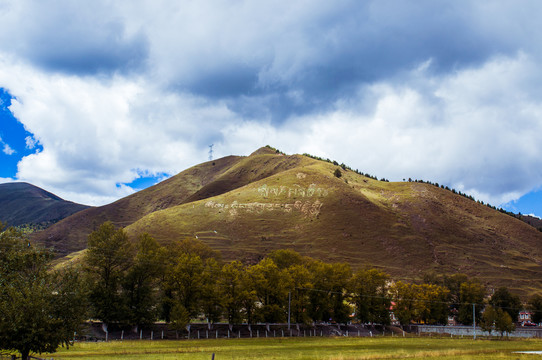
208,144,214,161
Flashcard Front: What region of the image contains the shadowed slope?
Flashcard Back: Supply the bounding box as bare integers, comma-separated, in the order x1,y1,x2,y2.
0,182,89,227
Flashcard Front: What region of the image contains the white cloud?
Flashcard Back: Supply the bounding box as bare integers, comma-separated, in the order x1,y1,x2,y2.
0,136,16,155
0,177,15,184
25,135,37,149
0,55,241,205
220,53,542,207
2,143,15,155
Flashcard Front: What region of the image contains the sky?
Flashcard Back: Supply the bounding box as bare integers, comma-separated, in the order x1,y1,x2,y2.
0,0,541,217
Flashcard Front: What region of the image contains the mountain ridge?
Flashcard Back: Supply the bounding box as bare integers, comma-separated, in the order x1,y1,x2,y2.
0,182,89,227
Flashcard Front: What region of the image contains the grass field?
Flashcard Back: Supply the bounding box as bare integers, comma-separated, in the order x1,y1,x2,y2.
43,336,542,359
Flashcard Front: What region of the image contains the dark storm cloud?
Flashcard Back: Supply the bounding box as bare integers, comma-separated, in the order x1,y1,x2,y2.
165,1,528,121
23,27,149,75
0,1,149,75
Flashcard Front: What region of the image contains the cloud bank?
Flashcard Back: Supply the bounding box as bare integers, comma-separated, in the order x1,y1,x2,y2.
0,0,541,208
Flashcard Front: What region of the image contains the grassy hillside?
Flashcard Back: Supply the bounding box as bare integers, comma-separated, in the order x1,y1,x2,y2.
124,151,542,295
0,182,89,227
40,147,542,295
32,147,311,255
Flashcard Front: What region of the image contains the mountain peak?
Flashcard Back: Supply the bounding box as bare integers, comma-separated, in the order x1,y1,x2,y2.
249,146,283,156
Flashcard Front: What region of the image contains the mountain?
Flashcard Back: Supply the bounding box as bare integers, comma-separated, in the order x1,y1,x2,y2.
34,147,542,295
32,146,306,255
520,214,542,231
0,182,89,227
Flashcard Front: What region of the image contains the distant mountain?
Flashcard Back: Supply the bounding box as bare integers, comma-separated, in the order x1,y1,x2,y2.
520,214,542,231
34,147,542,296
0,182,90,227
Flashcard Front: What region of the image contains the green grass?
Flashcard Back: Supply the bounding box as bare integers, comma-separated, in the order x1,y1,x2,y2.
44,336,542,359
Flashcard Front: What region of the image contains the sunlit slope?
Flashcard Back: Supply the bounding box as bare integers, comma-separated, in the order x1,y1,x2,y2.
32,148,313,255
125,158,542,294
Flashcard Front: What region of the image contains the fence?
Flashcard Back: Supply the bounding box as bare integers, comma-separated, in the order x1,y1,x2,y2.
81,322,379,341
416,325,542,338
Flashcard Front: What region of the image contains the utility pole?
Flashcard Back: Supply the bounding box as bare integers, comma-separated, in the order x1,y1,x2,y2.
209,144,214,161
473,303,476,340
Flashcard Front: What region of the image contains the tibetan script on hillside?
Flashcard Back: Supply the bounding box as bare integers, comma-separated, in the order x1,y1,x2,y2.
257,183,328,198
205,200,323,219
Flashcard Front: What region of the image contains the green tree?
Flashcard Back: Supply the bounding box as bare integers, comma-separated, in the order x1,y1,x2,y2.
200,258,223,324
528,294,542,324
350,268,391,325
307,260,352,324
165,253,206,318
390,281,416,327
219,261,250,324
489,287,521,322
248,258,291,323
0,225,87,360
267,249,304,269
413,283,450,325
442,273,469,318
481,305,515,337
286,264,313,324
160,238,221,323
123,233,165,327
85,222,133,325
169,302,190,338
457,280,485,325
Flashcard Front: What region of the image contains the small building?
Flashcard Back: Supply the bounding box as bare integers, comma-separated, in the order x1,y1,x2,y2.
518,310,537,326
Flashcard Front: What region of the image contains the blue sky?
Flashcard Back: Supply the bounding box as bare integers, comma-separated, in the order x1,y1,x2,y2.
0,89,42,178
0,1,541,217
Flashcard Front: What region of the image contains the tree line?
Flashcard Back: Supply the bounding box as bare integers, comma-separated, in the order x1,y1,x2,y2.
80,222,542,331
1,221,542,358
